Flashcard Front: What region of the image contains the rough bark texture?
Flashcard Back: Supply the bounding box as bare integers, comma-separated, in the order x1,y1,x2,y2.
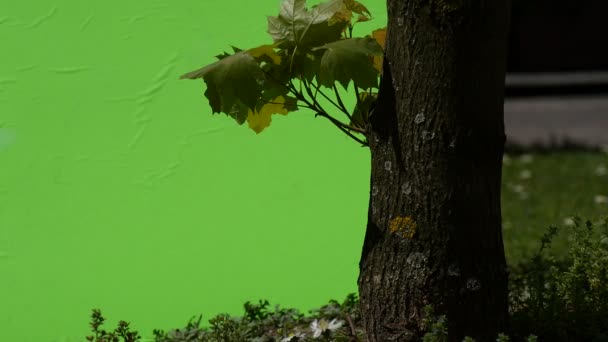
357,1,511,341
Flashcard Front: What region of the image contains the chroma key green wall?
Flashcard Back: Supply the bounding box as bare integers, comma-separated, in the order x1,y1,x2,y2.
0,1,387,341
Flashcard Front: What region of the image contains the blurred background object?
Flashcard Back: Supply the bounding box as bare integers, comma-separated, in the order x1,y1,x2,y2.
503,0,608,147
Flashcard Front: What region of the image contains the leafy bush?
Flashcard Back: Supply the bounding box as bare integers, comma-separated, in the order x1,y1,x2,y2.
509,216,608,341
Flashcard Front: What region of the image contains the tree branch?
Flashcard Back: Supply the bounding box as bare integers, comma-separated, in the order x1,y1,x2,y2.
307,79,351,118
262,69,368,146
333,84,355,123
302,78,368,136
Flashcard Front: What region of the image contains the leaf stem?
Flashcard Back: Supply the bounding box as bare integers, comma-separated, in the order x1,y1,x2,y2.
302,79,368,135
332,84,355,123
307,79,351,118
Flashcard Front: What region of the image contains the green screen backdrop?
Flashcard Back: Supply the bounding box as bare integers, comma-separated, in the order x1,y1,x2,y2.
0,1,387,341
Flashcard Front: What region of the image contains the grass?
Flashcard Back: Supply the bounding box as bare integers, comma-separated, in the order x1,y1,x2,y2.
501,150,608,264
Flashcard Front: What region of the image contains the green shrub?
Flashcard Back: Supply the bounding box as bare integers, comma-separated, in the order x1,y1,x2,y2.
509,217,608,341
85,309,141,342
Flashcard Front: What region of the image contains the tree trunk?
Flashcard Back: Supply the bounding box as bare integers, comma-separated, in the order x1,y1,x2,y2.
358,1,511,341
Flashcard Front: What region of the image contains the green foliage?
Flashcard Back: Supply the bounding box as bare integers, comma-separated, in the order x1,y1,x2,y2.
266,0,347,50
85,309,141,342
146,293,362,342
311,37,383,90
421,305,448,342
181,50,265,122
180,0,386,138
509,217,608,341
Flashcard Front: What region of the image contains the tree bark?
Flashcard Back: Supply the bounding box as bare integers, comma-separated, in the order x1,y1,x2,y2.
358,1,511,341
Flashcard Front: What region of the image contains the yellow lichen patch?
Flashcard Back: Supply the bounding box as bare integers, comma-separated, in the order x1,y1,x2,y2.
389,216,417,239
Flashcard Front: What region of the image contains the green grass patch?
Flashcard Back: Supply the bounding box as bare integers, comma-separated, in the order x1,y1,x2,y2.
502,151,608,264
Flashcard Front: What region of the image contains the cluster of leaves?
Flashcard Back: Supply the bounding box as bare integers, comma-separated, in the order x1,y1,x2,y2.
509,216,608,341
180,0,387,142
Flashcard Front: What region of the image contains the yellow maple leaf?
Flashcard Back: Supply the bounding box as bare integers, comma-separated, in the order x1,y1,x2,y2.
247,95,288,134
370,28,386,74
329,2,353,26
247,44,282,65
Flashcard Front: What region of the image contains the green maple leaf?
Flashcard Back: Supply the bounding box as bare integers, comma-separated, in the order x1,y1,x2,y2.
311,36,383,90
180,51,264,122
267,0,348,50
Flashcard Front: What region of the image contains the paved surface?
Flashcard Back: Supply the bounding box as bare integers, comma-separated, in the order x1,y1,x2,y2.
504,95,608,146
506,72,608,87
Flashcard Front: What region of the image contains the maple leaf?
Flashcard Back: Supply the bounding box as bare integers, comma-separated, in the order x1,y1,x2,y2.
267,0,348,49
180,51,264,117
311,36,383,90
247,95,290,134
370,27,386,74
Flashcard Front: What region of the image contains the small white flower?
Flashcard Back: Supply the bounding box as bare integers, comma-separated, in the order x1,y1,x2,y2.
595,195,608,205
519,169,532,180
563,217,575,226
519,154,534,163
595,165,607,176
310,318,344,338
510,184,525,193
281,331,306,342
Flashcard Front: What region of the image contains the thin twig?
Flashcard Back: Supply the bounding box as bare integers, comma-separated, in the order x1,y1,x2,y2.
263,69,368,146
303,79,367,135
307,79,351,118
333,84,354,122
345,313,360,342
318,113,368,146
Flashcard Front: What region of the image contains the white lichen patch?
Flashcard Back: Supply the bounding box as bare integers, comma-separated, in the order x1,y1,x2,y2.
384,160,392,172
406,252,426,269
414,112,425,124
401,182,412,196
421,130,435,141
